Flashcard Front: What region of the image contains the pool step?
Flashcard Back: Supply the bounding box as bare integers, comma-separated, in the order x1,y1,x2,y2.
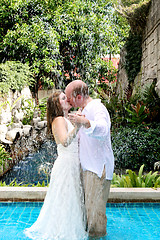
0,187,160,202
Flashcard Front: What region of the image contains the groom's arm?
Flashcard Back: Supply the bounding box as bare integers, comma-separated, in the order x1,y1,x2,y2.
83,108,110,140
68,113,91,129
68,106,110,140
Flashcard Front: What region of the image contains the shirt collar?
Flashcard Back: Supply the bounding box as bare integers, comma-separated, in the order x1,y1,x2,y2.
82,99,101,113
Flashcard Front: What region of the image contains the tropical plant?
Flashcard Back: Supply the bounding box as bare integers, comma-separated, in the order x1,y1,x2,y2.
141,80,160,123
1,165,160,188
21,98,36,125
102,95,129,127
0,145,12,175
21,97,47,124
111,164,160,188
125,102,148,124
92,58,117,85
0,178,48,187
38,97,47,120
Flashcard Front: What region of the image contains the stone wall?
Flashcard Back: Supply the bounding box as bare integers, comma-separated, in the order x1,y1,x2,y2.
38,89,53,99
117,0,160,98
116,48,129,99
0,87,49,177
141,0,160,94
0,87,33,125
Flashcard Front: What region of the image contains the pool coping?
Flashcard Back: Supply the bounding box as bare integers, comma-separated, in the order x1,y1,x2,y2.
0,187,160,202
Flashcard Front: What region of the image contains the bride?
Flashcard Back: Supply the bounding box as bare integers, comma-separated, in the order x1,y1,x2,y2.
24,90,88,240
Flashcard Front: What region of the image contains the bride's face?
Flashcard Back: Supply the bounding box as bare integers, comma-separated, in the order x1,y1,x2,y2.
59,92,72,111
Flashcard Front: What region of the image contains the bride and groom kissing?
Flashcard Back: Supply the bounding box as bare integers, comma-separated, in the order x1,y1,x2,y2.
25,80,114,240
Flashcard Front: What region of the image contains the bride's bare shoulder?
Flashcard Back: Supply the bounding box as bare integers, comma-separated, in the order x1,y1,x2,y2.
52,116,67,128
53,116,64,122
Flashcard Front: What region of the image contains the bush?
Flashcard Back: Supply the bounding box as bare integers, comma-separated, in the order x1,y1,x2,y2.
21,97,47,125
21,98,36,125
111,123,160,171
0,145,12,175
0,61,35,93
38,97,47,120
111,164,160,188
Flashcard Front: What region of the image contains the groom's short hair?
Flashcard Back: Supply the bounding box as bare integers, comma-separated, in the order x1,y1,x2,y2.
71,81,89,98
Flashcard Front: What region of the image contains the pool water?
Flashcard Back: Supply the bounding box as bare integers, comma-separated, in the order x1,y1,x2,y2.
0,202,159,240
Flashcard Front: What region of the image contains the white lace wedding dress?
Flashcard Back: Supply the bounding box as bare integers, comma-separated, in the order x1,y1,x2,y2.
24,118,88,240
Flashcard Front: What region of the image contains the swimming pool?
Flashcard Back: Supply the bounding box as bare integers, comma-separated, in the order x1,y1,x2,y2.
0,202,159,240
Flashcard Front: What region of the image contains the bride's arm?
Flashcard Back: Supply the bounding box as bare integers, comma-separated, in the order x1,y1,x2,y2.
52,116,79,147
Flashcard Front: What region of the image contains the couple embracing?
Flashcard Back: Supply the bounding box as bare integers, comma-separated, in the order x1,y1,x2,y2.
25,80,114,240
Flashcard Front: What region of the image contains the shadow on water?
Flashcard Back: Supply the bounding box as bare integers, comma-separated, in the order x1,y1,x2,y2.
1,140,57,185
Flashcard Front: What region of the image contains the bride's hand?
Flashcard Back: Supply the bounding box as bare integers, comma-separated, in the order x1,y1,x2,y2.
68,113,90,129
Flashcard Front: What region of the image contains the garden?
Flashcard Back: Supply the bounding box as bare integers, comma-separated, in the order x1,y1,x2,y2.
0,0,160,188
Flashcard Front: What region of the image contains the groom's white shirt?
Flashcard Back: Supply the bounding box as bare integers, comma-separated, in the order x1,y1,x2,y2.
79,99,114,180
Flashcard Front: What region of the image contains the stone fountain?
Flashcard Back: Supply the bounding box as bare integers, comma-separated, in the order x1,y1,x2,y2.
0,86,53,181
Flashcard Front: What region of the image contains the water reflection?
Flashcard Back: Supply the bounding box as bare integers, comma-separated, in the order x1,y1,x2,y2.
1,140,57,185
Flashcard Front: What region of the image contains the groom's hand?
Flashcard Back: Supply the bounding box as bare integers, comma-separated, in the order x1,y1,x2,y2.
68,113,90,129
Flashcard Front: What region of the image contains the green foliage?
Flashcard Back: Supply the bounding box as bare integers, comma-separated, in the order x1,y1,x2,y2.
0,102,7,115
2,20,60,88
106,82,160,128
38,97,47,120
21,98,36,125
111,164,160,188
0,0,130,90
141,80,160,123
114,0,151,34
92,58,117,83
124,33,142,83
21,97,47,124
113,1,150,90
102,95,129,127
0,145,12,174
0,0,47,41
0,178,49,187
111,124,160,170
125,102,148,124
53,1,129,85
0,61,35,93
1,165,160,188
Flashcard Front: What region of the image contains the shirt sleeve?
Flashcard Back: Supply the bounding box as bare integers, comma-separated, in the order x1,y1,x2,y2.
83,104,111,139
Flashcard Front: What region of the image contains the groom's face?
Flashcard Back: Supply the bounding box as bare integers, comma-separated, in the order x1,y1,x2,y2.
65,91,76,107
65,87,79,108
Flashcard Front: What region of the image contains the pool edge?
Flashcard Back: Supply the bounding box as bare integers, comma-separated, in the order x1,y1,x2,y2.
0,187,160,202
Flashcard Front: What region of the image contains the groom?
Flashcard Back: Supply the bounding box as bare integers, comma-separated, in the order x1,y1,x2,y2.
65,80,114,238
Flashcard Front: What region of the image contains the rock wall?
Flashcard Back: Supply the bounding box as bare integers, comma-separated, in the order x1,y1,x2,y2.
0,87,33,124
116,48,129,99
141,0,160,93
0,87,49,177
0,120,48,177
38,89,53,99
117,0,160,98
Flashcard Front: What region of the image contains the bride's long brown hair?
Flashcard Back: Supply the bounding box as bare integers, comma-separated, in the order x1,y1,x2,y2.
47,90,64,136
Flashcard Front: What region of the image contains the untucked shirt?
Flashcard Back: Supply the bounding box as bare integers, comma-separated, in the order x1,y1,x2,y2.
79,99,114,180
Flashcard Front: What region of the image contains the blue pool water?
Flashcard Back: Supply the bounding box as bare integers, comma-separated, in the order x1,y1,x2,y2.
0,202,159,240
